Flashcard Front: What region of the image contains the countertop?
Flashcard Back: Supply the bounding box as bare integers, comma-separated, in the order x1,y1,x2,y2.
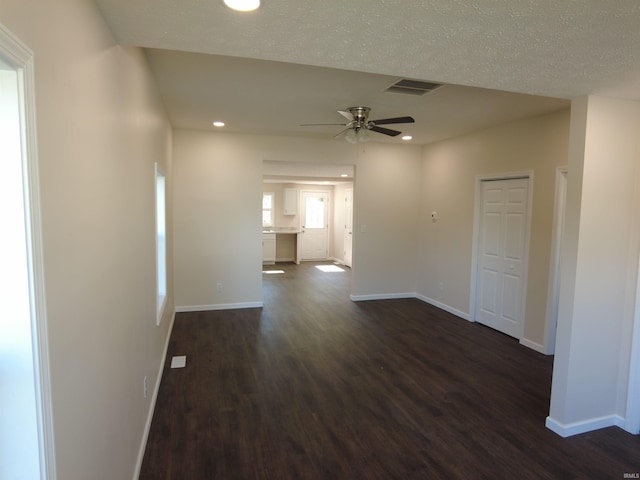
262,228,302,234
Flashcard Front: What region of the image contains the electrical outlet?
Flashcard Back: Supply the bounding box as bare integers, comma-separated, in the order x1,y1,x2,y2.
216,282,223,292
143,376,148,398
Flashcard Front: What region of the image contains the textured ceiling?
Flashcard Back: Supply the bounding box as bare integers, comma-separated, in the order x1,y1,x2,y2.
93,0,640,145
95,0,640,99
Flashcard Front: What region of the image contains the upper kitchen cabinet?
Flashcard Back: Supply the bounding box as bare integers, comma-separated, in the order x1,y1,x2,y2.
284,188,298,216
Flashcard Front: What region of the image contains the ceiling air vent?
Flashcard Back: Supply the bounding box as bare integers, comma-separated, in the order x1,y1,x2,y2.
385,79,443,96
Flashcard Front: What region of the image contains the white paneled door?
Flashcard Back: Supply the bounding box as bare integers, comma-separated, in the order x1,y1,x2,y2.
475,178,530,339
300,191,329,261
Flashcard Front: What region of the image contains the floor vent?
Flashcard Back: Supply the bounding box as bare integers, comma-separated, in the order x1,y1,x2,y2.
385,79,443,96
170,355,187,368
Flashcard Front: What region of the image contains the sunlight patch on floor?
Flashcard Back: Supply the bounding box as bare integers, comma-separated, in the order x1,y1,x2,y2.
316,265,345,273
262,270,285,274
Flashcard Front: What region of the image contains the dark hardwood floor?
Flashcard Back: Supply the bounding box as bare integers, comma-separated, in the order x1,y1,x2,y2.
140,261,640,479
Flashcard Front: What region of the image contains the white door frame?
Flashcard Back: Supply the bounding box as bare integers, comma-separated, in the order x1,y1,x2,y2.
1,23,56,479
543,167,568,355
625,162,640,434
469,171,534,343
343,188,353,268
627,260,640,434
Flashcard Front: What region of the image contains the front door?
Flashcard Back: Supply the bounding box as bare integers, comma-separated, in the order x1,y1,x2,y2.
475,177,530,339
300,191,329,261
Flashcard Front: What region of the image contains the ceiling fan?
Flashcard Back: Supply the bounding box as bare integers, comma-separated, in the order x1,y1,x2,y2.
301,106,414,143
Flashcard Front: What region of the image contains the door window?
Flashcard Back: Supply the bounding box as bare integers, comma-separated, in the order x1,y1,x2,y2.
304,196,325,228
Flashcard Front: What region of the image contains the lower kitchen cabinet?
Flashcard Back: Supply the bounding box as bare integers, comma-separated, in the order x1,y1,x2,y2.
262,233,276,264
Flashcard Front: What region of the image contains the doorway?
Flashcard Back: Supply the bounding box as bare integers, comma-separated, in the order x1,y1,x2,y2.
261,160,354,266
473,175,532,339
0,24,54,479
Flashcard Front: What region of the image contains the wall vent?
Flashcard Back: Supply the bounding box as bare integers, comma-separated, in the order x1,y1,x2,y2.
385,79,443,96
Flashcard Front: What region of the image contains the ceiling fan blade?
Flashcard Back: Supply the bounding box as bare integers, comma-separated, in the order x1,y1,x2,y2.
370,116,415,125
370,125,402,137
338,110,354,121
300,123,348,126
333,127,351,138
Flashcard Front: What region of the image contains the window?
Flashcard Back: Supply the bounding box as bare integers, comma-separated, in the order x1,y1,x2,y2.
155,163,167,324
263,192,274,227
304,195,325,228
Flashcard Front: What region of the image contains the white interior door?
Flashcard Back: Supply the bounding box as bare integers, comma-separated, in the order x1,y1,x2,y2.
475,178,530,339
300,191,329,260
343,188,353,267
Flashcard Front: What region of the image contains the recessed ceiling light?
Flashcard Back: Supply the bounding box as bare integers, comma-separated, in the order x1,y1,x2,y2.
223,0,260,12
402,135,413,141
340,174,349,178
212,121,225,127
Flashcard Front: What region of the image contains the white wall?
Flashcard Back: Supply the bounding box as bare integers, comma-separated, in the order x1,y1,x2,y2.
418,109,570,350
173,130,263,310
174,131,422,308
0,1,174,479
351,143,422,297
548,96,640,436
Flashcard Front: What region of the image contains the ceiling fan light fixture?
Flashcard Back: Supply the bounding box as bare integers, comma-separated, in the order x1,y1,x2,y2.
223,0,260,12
358,128,370,142
345,129,357,144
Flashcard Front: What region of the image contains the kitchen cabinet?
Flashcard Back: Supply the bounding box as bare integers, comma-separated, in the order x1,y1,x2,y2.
262,233,276,264
283,188,298,216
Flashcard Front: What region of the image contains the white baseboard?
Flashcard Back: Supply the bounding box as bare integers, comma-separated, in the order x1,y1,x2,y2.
175,301,263,313
133,309,176,480
519,337,547,354
350,292,416,302
546,414,626,438
415,294,471,321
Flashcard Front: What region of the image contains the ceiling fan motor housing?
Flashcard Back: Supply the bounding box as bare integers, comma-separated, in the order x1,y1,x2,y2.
347,106,371,130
